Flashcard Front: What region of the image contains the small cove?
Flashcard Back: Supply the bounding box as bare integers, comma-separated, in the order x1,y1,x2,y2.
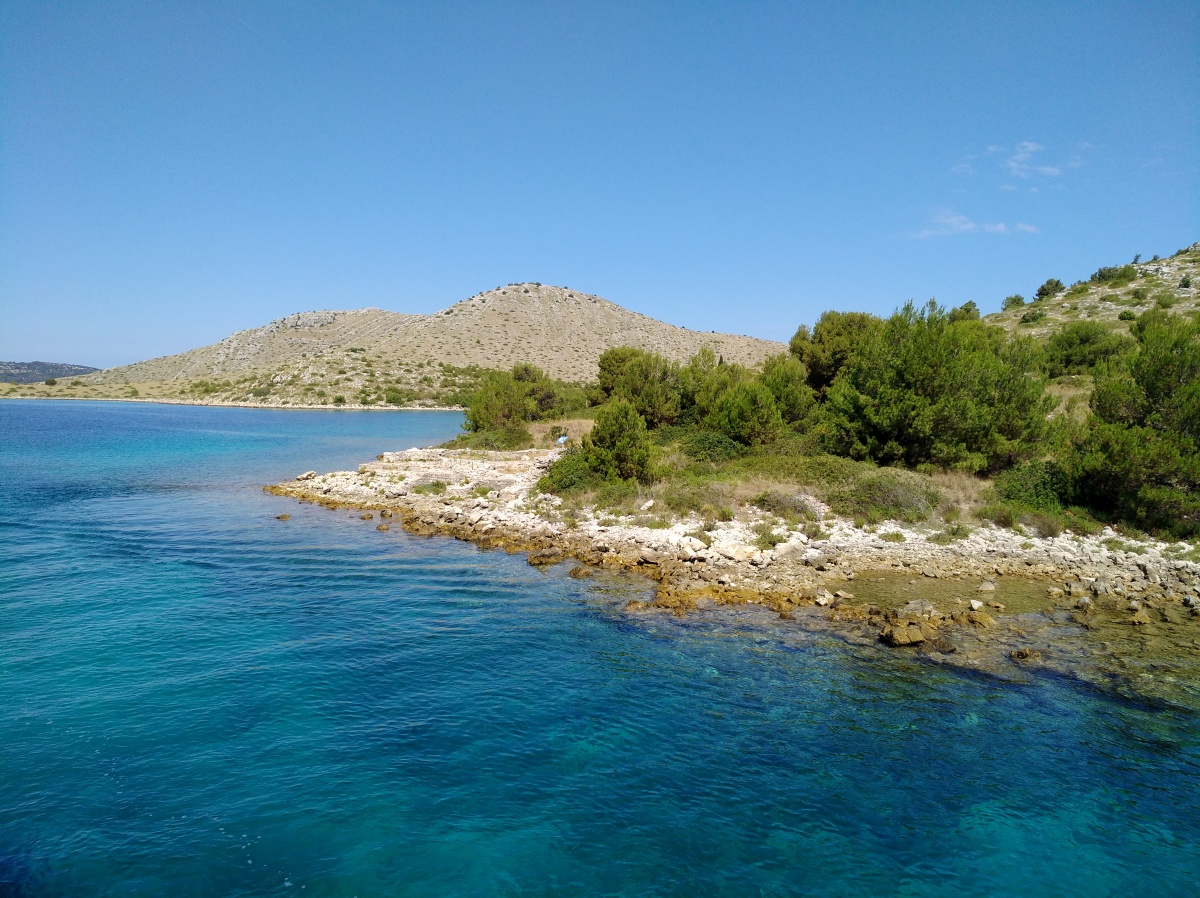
3,400,1199,896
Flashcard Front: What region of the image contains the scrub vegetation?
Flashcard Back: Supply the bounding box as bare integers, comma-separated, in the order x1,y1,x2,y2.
457,244,1200,540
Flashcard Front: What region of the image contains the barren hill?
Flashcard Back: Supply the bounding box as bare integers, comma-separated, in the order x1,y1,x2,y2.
21,284,784,407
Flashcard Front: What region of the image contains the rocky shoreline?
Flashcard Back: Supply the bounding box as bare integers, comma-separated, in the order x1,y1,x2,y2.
266,447,1200,706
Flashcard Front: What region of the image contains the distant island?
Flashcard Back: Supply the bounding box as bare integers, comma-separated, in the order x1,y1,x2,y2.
0,361,99,385
1,284,782,408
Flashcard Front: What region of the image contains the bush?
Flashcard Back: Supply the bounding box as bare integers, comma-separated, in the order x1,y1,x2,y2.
1061,312,1200,536
1118,310,1137,321
1044,321,1134,377
333,395,346,405
789,311,885,394
593,347,682,427
44,378,57,386
680,430,744,462
948,301,980,322
1035,278,1065,301
818,301,1052,472
705,381,784,446
1090,265,1137,287
1181,275,1192,289
1002,294,1026,311
1019,308,1047,324
758,354,817,428
464,364,566,432
994,460,1068,511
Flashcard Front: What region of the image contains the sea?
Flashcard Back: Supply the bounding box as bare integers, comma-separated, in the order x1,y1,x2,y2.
2,399,1199,897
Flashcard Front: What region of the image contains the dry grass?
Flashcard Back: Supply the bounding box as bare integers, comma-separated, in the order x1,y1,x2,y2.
528,418,595,447
930,470,988,519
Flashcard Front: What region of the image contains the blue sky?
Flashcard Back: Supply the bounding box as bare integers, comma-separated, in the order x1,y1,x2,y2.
2,1,1197,368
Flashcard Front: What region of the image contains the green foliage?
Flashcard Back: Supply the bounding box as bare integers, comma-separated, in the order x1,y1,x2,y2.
413,480,447,495
1002,294,1026,311
788,311,885,394
333,395,346,405
384,386,413,406
948,301,980,322
758,354,817,428
464,364,568,432
1019,308,1047,325
1044,321,1134,377
1181,275,1192,289
752,522,786,550
1035,278,1065,301
705,381,784,446
1061,312,1200,536
680,430,744,462
1090,265,1137,287
586,399,654,483
43,378,57,386
817,301,1052,472
1118,310,1137,321
993,460,1068,511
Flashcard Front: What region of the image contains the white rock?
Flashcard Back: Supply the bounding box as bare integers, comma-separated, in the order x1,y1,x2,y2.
969,599,984,611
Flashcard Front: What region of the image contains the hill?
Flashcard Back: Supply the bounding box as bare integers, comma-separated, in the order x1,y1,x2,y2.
984,242,1199,335
4,284,785,407
0,361,100,384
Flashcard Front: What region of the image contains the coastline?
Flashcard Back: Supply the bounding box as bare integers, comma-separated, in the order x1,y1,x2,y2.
266,447,1200,706
0,395,463,412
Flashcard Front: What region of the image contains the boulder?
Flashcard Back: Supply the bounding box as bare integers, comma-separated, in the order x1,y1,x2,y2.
296,471,317,481
275,513,290,521
881,623,926,646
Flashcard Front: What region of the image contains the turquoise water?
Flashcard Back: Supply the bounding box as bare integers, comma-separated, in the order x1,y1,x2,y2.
2,401,1199,897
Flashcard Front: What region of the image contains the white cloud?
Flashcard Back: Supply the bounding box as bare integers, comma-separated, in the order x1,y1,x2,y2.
1016,222,1039,233
909,210,1029,239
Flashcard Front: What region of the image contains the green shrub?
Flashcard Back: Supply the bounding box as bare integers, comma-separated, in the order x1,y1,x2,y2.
994,460,1068,511
538,446,596,492
1019,308,1047,325
1002,294,1026,311
789,311,885,394
1091,265,1137,287
948,301,980,322
584,399,655,483
752,522,786,550
928,523,972,543
44,378,57,386
413,480,447,495
879,531,906,542
1066,283,1090,298
333,395,346,405
1035,278,1065,301
978,503,1017,528
759,354,817,427
464,364,567,432
680,430,744,461
705,381,784,446
818,301,1051,472
1181,275,1192,289
1061,312,1200,536
1118,310,1137,321
1044,321,1134,377
1156,294,1175,310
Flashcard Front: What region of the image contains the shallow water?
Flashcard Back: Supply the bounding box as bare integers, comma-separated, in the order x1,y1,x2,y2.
2,400,1199,897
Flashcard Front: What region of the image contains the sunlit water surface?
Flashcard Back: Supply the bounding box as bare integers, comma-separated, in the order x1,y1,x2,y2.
2,400,1198,897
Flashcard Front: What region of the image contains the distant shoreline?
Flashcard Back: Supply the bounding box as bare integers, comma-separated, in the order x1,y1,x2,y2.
0,395,464,412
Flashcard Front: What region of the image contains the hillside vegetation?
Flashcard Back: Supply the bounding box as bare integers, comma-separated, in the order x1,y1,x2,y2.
460,242,1200,541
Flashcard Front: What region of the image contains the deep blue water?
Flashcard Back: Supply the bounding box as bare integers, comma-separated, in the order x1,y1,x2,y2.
2,400,1199,897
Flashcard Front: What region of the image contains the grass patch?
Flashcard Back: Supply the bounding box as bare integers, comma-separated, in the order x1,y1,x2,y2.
879,531,906,543
412,480,447,495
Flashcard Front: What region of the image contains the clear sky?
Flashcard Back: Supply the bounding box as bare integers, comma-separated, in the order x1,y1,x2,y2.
1,1,1197,368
